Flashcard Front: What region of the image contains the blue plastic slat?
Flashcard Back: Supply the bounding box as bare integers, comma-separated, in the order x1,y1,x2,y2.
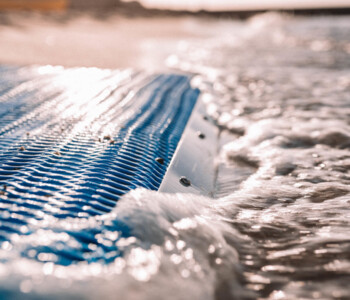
0,66,199,265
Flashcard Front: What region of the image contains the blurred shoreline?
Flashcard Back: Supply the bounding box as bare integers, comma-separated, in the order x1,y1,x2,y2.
0,11,222,69
67,0,350,19
0,1,349,70
0,0,349,19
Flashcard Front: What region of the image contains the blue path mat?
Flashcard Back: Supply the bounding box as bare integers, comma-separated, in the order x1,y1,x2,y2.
0,65,199,265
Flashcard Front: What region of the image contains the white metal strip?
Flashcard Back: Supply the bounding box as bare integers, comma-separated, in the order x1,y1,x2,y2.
158,95,218,196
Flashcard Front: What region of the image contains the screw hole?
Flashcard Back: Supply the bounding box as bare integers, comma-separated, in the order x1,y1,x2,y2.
197,132,205,139
155,157,164,165
179,177,191,187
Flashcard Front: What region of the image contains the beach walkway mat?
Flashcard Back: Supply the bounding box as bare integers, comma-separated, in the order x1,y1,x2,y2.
0,65,216,213
0,65,217,265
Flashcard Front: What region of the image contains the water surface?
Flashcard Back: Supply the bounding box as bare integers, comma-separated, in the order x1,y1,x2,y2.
0,12,350,300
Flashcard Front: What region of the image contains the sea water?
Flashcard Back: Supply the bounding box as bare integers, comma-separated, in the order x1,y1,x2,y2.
0,12,349,300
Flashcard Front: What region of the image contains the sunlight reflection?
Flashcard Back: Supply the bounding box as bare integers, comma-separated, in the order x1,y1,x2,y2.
127,247,161,282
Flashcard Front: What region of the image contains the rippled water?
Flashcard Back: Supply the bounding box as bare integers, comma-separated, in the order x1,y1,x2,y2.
1,13,350,300
175,13,350,299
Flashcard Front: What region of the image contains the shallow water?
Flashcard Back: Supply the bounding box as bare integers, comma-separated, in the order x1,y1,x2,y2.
175,13,350,299
0,12,350,300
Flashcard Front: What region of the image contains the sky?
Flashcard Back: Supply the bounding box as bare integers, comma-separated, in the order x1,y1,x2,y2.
132,0,350,11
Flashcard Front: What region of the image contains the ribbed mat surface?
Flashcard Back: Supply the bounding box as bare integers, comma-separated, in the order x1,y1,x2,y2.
0,66,199,262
